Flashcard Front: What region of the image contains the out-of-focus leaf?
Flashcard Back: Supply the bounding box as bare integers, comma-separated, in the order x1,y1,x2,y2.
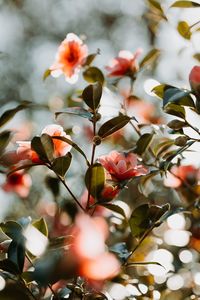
85,163,105,198
0,282,34,300
55,107,93,120
82,82,102,111
134,133,154,155
163,88,195,107
7,163,42,176
0,101,32,128
193,53,200,62
43,68,51,81
0,130,12,155
98,115,131,139
138,170,160,196
52,153,72,178
52,136,90,165
0,259,20,275
177,21,192,39
164,103,185,119
129,204,170,238
153,139,174,157
148,0,165,13
7,239,25,273
0,221,23,240
171,1,200,8
45,176,60,197
83,51,100,67
83,67,104,85
139,48,161,69
101,203,127,219
32,217,48,237
110,242,130,262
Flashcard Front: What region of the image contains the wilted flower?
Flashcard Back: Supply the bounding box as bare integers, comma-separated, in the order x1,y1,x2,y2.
99,151,148,181
189,66,200,94
164,165,200,188
50,33,88,83
17,124,72,163
2,171,32,198
71,214,120,281
105,49,142,77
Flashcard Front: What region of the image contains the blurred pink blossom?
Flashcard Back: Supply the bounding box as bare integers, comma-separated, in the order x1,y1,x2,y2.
2,171,32,198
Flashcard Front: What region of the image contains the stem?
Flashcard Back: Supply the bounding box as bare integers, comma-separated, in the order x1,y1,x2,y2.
185,120,200,136
190,20,200,30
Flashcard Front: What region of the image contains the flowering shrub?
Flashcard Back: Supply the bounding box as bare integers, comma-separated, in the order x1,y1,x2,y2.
0,1,200,299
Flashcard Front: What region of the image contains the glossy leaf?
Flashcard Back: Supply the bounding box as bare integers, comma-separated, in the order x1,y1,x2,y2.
134,133,154,155
152,84,174,99
0,130,12,155
40,134,54,163
163,87,195,107
171,1,200,8
52,136,90,165
101,203,127,219
98,115,131,139
0,101,32,128
177,21,191,39
8,239,25,273
85,163,105,198
0,221,23,240
139,48,161,69
82,82,103,111
164,103,185,119
55,107,93,120
52,153,72,178
83,66,104,85
32,217,48,237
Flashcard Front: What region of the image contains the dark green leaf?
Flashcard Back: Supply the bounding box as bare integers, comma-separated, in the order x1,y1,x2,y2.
0,259,20,275
164,103,185,119
177,21,192,39
0,281,34,300
101,203,127,219
31,136,48,162
40,134,54,163
82,82,103,111
83,67,104,85
98,115,131,139
167,119,186,130
83,51,100,67
0,221,22,240
0,130,12,155
152,84,174,99
52,136,90,166
43,69,51,81
163,88,195,107
8,239,25,273
55,107,93,120
32,218,48,237
171,1,200,8
45,176,60,197
134,133,154,155
139,49,161,69
52,153,72,178
85,163,105,198
0,101,32,128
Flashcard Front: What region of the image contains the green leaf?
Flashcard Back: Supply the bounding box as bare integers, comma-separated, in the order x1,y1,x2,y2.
171,1,200,8
31,136,48,163
52,136,90,166
0,259,20,275
129,204,170,238
177,21,192,39
55,107,93,120
83,66,104,85
0,130,12,155
82,82,103,111
153,139,174,157
43,69,51,81
163,88,195,107
32,217,48,237
83,51,100,67
152,84,174,99
139,48,161,69
85,163,105,198
193,53,200,62
52,153,72,178
98,115,131,139
164,103,185,119
126,261,165,268
8,239,25,273
0,221,23,240
148,0,164,12
40,134,54,163
167,119,186,130
0,101,32,128
101,203,127,219
134,133,154,155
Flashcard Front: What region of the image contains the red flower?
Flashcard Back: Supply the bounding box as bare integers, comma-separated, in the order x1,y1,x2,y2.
2,171,32,198
17,124,72,163
50,33,88,83
105,49,142,77
164,165,200,188
189,66,200,93
99,151,148,181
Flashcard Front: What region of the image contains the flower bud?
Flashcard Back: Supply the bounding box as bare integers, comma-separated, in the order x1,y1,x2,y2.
189,66,200,95
174,136,188,146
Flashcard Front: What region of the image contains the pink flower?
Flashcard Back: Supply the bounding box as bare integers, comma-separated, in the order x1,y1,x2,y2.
71,214,120,282
189,66,200,93
50,33,88,84
2,171,32,198
164,165,200,188
105,49,142,77
99,151,148,181
17,124,72,163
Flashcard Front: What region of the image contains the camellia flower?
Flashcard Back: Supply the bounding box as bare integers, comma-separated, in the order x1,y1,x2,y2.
17,124,72,163
2,171,32,198
50,33,88,84
189,66,200,94
164,165,200,188
105,48,142,77
99,151,148,182
71,213,120,281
